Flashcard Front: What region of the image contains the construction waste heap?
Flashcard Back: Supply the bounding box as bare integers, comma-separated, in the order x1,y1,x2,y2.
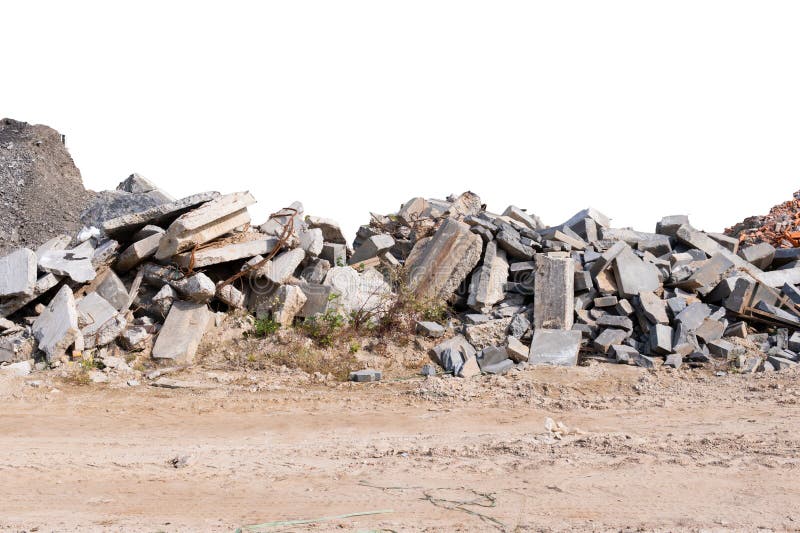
2,121,800,383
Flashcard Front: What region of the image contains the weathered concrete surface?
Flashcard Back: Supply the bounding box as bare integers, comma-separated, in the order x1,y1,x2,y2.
76,293,118,338
174,238,278,269
38,249,96,283
324,266,392,316
612,246,660,298
534,254,575,330
151,301,212,363
96,270,129,311
259,248,306,285
102,192,219,239
255,284,308,326
467,241,509,313
349,234,395,265
529,329,581,366
32,285,79,361
156,192,256,259
0,248,37,298
306,216,347,244
405,218,483,301
0,273,61,318
116,232,162,272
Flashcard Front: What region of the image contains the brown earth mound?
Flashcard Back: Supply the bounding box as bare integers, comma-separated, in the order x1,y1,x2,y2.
0,118,94,254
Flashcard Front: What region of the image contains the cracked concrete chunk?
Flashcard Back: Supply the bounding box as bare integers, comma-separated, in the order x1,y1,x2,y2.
38,248,96,283
529,329,582,366
0,248,37,298
151,301,212,363
32,285,79,361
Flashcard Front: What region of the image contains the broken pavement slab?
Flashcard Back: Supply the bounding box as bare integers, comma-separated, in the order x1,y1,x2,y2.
156,191,256,260
32,285,79,362
405,218,483,301
102,191,220,240
151,301,213,363
173,237,278,269
0,248,37,298
38,248,96,283
529,329,582,366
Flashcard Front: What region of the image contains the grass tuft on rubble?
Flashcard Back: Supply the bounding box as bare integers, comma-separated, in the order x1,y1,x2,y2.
251,317,281,337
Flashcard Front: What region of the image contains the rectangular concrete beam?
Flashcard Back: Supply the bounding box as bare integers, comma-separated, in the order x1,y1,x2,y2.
151,301,213,363
534,254,575,330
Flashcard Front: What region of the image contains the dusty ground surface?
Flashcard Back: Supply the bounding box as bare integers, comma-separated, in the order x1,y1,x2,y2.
1,361,799,532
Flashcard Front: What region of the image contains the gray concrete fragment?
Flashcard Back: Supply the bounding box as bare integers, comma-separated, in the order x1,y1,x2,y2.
96,270,129,311
506,336,529,362
529,329,582,366
502,205,544,231
612,245,660,298
349,234,395,265
416,321,446,338
656,215,690,236
77,293,118,338
0,248,37,298
593,328,628,353
175,273,216,303
650,324,673,355
102,192,220,240
260,248,306,285
405,218,483,301
300,259,331,285
32,286,79,361
0,273,61,319
152,284,177,316
349,369,382,382
35,235,72,260
739,242,775,270
299,228,324,257
116,232,162,272
216,284,245,309
156,192,256,259
323,266,392,317
173,238,278,269
638,291,669,324
467,241,509,312
306,216,347,244
321,243,347,267
534,254,574,330
151,301,212,363
38,249,96,283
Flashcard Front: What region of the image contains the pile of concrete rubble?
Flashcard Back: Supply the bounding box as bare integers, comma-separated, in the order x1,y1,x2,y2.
2,179,800,381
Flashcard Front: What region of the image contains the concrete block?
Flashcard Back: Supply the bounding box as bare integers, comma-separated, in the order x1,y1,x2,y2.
638,291,669,324
612,245,660,298
695,319,725,344
534,254,574,330
664,354,683,368
529,329,582,366
503,205,544,231
76,293,118,339
458,356,481,378
321,243,347,267
464,317,513,350
707,338,736,358
708,233,739,254
349,369,382,382
350,234,395,265
682,254,736,296
32,286,79,362
39,249,96,283
299,228,324,257
467,240,509,312
323,266,391,316
633,353,657,369
675,302,713,331
650,324,673,355
656,215,690,236
0,249,37,298
152,301,212,363
103,192,219,240
259,248,306,285
594,295,618,307
637,236,672,257
596,314,633,332
296,283,338,318
95,270,128,311
574,269,593,292
496,229,535,260
306,216,347,244
594,269,618,295
216,284,245,309
300,259,331,285
615,299,634,316
739,242,776,270
173,238,277,269
593,328,628,354
416,321,446,338
505,336,529,362
405,218,483,301
116,232,162,272
611,344,638,363
156,192,256,259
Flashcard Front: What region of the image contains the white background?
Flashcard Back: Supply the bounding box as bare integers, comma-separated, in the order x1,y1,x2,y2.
3,1,799,241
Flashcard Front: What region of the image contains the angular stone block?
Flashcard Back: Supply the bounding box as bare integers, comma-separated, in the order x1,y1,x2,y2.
102,192,219,240
32,285,79,361
534,254,574,330
467,241,509,312
405,218,483,301
151,301,212,363
0,248,37,298
529,329,582,366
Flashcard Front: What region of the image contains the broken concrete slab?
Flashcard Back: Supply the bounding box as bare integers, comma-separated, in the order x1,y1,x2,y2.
738,242,776,270
38,249,96,283
529,329,582,366
534,254,574,330
306,216,347,244
320,243,347,267
151,301,213,363
299,228,324,257
405,218,483,301
0,273,61,319
32,285,79,361
76,293,118,339
116,232,162,272
216,284,245,309
464,316,513,350
323,266,392,316
467,241,509,313
173,237,278,269
503,205,544,231
0,248,37,298
259,248,306,285
349,234,395,265
593,328,629,353
416,321,446,338
264,284,307,326
349,369,382,382
102,191,220,240
506,336,529,362
612,245,660,298
156,192,256,260
95,270,129,311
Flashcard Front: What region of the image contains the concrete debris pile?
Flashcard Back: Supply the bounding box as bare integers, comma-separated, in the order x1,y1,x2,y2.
726,190,800,248
2,181,800,381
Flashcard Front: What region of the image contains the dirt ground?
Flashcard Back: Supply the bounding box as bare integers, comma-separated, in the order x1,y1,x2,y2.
0,361,799,532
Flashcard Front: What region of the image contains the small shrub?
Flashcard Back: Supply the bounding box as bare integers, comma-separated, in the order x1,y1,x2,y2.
252,317,280,337
299,308,346,347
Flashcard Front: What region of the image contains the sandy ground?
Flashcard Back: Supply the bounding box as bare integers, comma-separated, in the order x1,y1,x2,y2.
1,362,799,532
